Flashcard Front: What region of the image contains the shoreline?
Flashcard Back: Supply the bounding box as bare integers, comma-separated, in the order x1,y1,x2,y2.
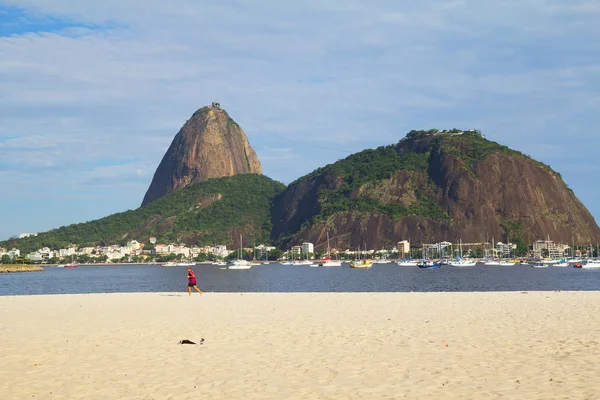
0,264,44,273
2,291,599,399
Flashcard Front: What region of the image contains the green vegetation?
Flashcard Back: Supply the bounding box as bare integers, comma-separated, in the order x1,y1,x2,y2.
427,131,561,179
292,145,429,188
500,219,528,256
290,142,448,225
1,174,285,254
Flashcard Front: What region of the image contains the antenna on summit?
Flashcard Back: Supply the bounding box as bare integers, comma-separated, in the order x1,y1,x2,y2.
211,101,221,110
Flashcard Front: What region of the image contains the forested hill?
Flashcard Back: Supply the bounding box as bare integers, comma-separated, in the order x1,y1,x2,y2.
2,174,285,254
271,129,600,250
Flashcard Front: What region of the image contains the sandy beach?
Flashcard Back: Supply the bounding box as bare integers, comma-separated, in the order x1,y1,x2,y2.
1,292,599,399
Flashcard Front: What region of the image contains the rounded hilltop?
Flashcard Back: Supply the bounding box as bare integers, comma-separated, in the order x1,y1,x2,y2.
141,102,262,206
272,129,600,250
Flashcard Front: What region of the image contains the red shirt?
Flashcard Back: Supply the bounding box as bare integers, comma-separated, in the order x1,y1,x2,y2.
187,271,197,285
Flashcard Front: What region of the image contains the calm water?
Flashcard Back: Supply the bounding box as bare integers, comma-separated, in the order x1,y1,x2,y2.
1,263,599,296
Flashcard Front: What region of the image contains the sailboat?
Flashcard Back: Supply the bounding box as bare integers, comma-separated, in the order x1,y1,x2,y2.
228,234,252,269
64,254,77,268
249,243,261,266
350,244,372,268
449,239,476,267
319,232,342,267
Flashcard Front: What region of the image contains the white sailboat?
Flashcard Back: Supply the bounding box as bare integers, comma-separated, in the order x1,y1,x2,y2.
228,234,252,270
319,232,342,267
449,239,477,267
397,259,418,266
583,259,600,268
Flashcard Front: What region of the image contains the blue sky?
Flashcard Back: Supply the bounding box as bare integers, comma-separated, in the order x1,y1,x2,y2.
1,0,599,240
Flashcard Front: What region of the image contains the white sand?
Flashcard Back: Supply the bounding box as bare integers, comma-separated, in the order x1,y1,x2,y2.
1,292,599,399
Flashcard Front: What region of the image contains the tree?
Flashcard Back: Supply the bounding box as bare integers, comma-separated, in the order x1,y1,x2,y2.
268,248,283,261
1,254,11,264
194,253,208,262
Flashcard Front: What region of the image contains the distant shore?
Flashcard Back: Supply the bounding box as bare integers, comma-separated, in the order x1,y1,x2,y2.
0,264,44,273
2,291,600,399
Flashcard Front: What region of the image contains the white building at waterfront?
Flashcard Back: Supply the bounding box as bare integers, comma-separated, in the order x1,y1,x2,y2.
397,240,410,255
533,239,568,259
302,242,314,256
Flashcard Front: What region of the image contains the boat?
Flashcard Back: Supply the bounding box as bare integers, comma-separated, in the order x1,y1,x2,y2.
64,264,77,268
417,260,441,269
450,240,476,267
319,258,343,267
350,259,373,268
553,259,569,267
250,261,262,266
292,260,312,266
554,262,569,267
396,259,418,267
498,260,515,266
450,258,477,267
583,259,600,269
176,262,195,267
55,264,65,268
228,259,252,269
228,234,252,270
531,263,549,268
162,261,178,267
484,260,501,266
214,261,227,266
318,231,343,266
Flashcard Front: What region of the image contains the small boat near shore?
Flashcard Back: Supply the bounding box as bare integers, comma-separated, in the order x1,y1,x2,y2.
350,260,373,268
176,262,195,267
162,262,178,267
228,260,252,270
417,260,442,269
397,260,418,267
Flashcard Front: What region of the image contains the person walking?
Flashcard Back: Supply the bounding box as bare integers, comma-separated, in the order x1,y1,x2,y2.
186,267,203,296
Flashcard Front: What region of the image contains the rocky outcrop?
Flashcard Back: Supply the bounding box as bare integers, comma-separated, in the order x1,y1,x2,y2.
272,131,600,249
142,105,262,206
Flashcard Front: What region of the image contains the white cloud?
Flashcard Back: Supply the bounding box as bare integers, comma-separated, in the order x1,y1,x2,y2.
0,0,599,237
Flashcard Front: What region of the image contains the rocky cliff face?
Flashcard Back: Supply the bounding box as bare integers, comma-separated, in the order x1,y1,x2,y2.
272,131,600,250
142,105,262,206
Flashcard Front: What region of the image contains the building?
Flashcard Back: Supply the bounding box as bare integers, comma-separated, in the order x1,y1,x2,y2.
17,233,37,239
422,241,452,258
154,244,169,254
532,239,568,259
302,242,314,256
290,245,302,257
58,248,76,257
8,248,20,259
254,244,275,260
397,240,410,255
127,240,141,251
495,242,516,258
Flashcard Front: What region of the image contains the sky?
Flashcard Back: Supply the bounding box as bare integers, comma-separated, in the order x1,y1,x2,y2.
1,0,599,240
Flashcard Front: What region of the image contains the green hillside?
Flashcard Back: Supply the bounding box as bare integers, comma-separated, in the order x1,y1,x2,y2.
271,129,581,248
2,174,285,254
